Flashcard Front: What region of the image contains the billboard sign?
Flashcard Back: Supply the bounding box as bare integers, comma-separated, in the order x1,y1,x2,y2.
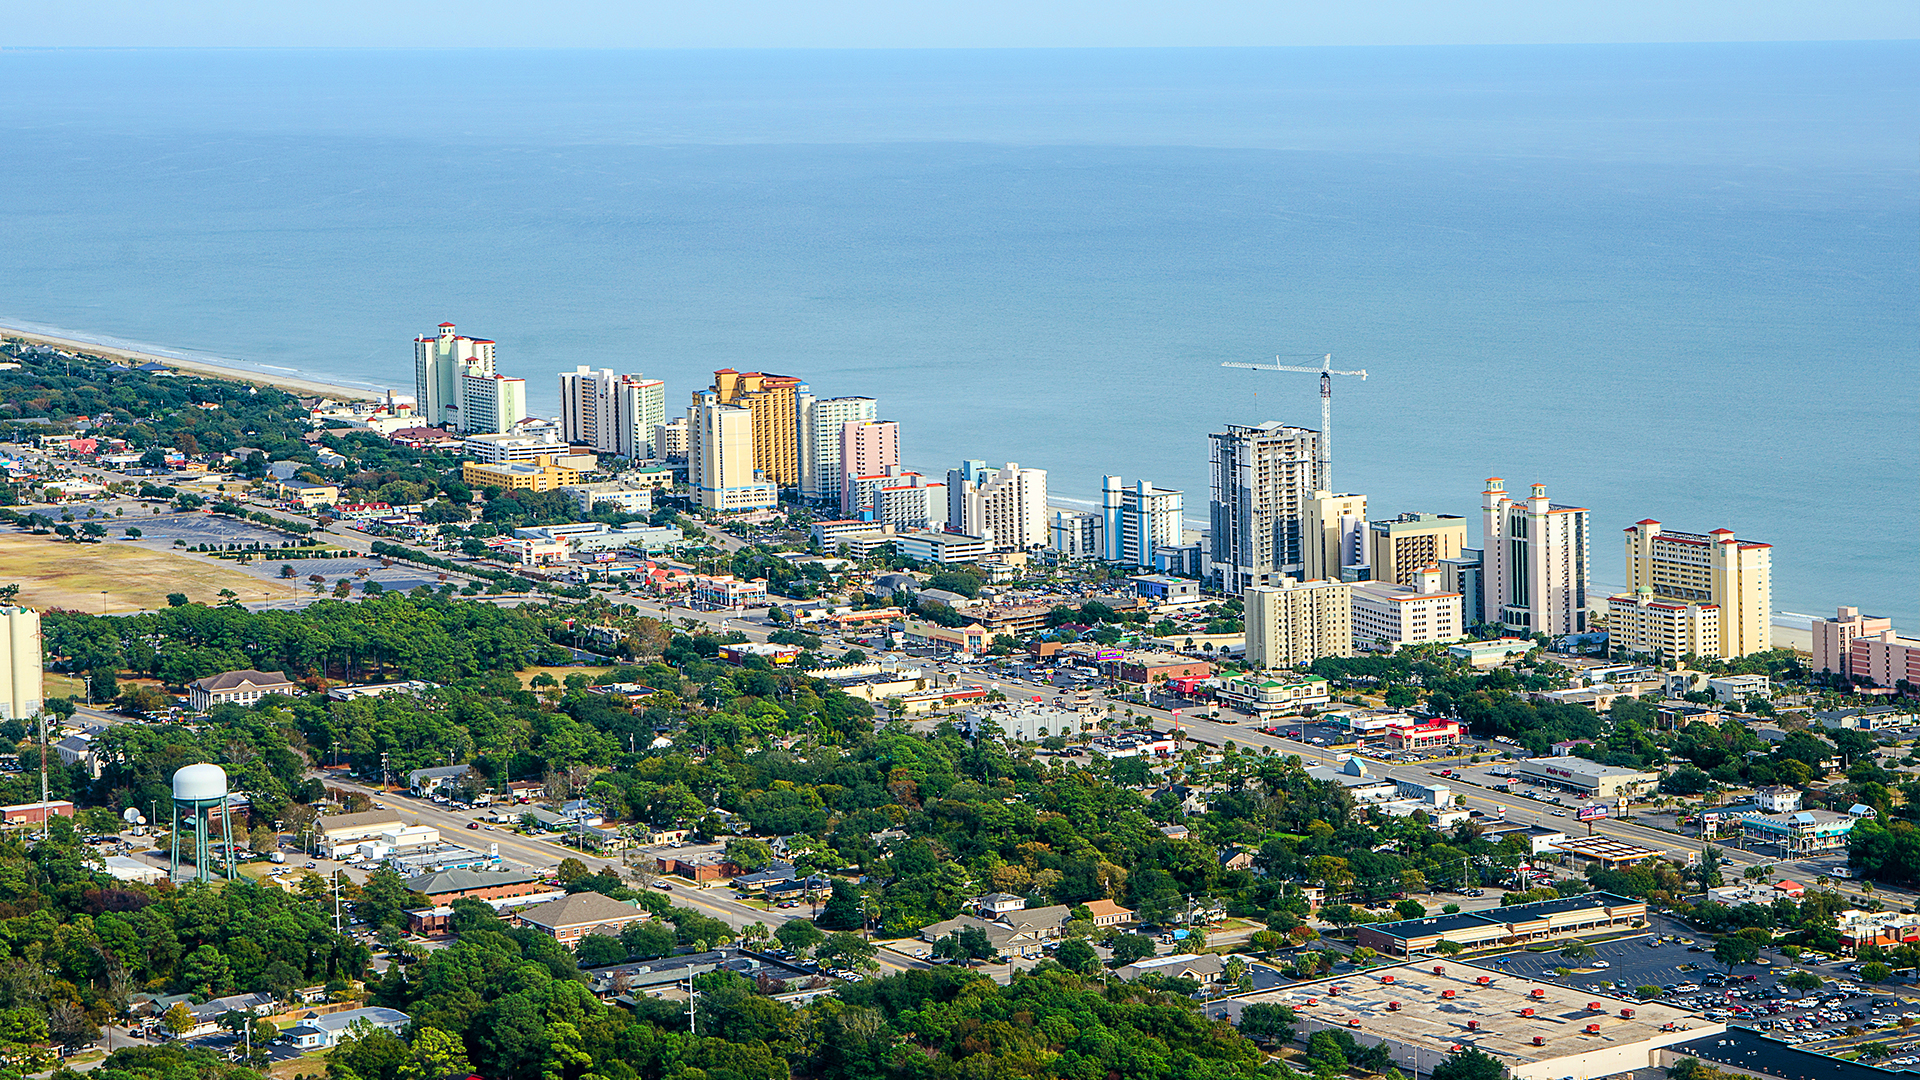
1577,804,1607,822
1094,648,1124,661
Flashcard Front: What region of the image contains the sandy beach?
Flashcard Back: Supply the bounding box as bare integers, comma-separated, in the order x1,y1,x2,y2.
0,323,389,401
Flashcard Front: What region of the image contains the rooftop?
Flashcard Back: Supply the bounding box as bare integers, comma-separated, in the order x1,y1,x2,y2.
1228,960,1714,1068
517,892,647,929
405,866,541,895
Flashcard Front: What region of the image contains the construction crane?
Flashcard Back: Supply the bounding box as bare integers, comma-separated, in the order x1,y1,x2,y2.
1221,353,1369,492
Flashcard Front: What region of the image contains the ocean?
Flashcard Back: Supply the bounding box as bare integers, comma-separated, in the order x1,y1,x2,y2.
0,44,1914,625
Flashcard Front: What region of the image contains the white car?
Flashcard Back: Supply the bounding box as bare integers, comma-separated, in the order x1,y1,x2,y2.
1592,960,1611,969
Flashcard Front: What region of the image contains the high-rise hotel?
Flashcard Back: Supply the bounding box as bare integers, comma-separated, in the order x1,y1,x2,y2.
413,322,526,434
1481,479,1590,636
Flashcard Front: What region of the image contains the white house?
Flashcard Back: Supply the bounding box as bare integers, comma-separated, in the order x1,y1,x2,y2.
282,1007,410,1050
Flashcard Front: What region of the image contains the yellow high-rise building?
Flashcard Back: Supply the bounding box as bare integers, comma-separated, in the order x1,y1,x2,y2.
1615,520,1771,658
1244,579,1353,669
703,370,805,489
1367,512,1468,587
1303,491,1367,584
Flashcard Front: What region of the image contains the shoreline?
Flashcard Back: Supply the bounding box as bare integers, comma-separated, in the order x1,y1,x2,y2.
0,322,389,402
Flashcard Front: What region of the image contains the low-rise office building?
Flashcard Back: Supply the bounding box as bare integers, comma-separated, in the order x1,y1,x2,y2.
1213,673,1332,715
515,893,651,945
189,668,301,710
461,455,582,492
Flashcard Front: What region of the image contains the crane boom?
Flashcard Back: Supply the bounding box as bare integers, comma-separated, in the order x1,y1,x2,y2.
1219,353,1370,492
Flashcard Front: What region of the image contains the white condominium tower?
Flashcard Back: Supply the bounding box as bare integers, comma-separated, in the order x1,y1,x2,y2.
0,606,42,721
1612,519,1771,658
1481,478,1590,636
1101,476,1184,569
1208,422,1320,593
797,394,879,503
413,322,525,434
559,367,667,460
947,460,1049,551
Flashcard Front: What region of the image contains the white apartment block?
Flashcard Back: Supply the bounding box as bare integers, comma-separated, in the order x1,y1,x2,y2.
948,460,1049,551
1245,578,1354,669
558,367,666,460
1102,476,1184,569
872,473,947,532
689,392,777,511
1051,510,1103,559
796,394,879,503
1606,588,1722,661
1621,519,1771,658
413,322,495,430
1351,566,1464,651
1303,490,1368,583
652,417,689,461
1209,423,1320,592
893,531,990,565
1482,479,1590,636
459,372,527,435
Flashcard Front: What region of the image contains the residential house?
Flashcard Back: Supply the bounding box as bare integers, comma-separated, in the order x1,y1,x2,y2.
1081,899,1134,928
1116,953,1225,982
282,1007,410,1050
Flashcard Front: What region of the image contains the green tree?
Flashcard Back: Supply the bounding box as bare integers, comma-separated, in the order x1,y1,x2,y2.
775,919,825,956
1108,933,1157,966
1054,938,1100,975
1781,971,1824,991
723,836,774,872
1238,1002,1296,1045
1713,934,1759,974
1431,1047,1507,1080
1393,898,1426,920
1861,962,1893,984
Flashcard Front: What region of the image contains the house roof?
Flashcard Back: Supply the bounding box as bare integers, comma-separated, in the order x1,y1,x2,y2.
517,892,648,929
1082,899,1133,919
191,669,300,694
1001,904,1070,933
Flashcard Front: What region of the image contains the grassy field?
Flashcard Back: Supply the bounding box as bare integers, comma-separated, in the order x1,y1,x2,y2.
0,534,282,612
515,665,616,688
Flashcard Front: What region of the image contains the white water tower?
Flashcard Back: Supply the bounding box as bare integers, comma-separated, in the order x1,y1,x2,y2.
170,763,235,883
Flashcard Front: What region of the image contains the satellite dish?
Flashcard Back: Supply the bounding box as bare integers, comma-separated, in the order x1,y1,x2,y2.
122,807,143,824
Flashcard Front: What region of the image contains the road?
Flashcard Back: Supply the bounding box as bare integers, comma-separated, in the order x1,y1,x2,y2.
320,778,927,973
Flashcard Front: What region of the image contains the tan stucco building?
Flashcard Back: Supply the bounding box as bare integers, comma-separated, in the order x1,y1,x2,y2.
1245,578,1353,668
1617,520,1770,658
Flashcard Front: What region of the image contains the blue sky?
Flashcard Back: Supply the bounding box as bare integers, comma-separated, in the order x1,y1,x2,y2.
7,0,1917,48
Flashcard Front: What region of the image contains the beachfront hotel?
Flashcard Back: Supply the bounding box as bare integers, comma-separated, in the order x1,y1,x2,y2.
558,366,666,460
1481,479,1590,637
1607,519,1771,658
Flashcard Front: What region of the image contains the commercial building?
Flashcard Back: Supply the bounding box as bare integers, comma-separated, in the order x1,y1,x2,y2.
1245,578,1353,668
1208,422,1320,592
515,892,652,944
701,369,805,488
1221,955,1705,1080
1110,652,1213,685
893,530,990,565
558,367,666,460
1350,566,1465,651
813,519,890,547
0,606,42,722
405,866,557,905
462,455,582,493
1386,720,1461,752
1050,510,1103,559
1605,588,1722,661
901,618,991,654
1813,606,1894,675
871,472,947,531
1739,808,1857,855
691,575,768,608
1448,638,1536,668
1101,476,1184,568
947,460,1049,551
1368,512,1468,587
275,480,339,508
1303,490,1369,584
1707,674,1770,703
188,669,301,710
560,482,655,516
1130,574,1199,603
1482,479,1590,636
794,394,877,503
1621,520,1771,658
1,800,74,827
688,391,778,511
1355,892,1648,956
1510,758,1658,798
459,427,572,464
315,810,407,858
414,322,495,430
1212,673,1331,715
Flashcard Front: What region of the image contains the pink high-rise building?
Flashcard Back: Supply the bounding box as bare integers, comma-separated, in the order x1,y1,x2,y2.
1813,607,1894,675
839,421,899,516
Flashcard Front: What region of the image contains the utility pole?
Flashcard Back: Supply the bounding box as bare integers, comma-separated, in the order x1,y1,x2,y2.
686,974,698,1037
38,708,50,840
380,750,390,793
